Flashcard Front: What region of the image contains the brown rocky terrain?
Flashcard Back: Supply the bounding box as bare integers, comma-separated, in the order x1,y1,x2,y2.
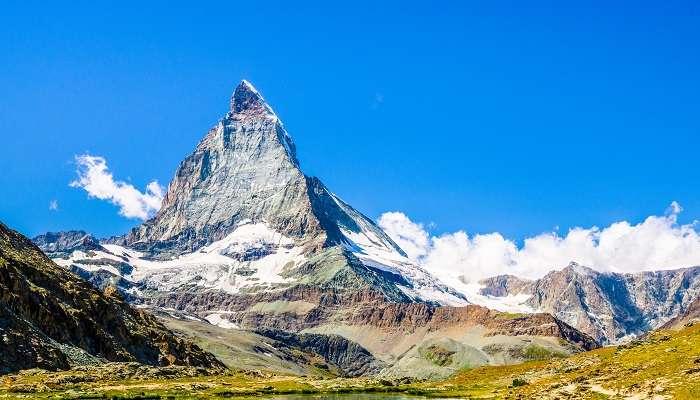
347,303,598,350
145,282,596,352
0,221,223,374
145,283,598,379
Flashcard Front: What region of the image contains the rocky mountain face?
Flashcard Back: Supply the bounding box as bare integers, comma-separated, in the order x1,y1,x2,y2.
661,298,700,329
32,80,599,378
35,231,134,295
118,81,311,257
150,290,597,380
303,302,598,380
33,230,103,256
114,81,405,264
52,80,464,307
153,307,384,377
255,329,385,377
0,221,223,374
479,262,700,344
478,274,534,297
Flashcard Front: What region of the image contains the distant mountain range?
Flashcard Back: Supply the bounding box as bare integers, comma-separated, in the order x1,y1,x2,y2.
27,80,700,378
479,262,700,344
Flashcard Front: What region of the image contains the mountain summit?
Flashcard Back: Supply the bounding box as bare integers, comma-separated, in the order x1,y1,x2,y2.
87,80,465,305
121,80,305,255
230,80,278,116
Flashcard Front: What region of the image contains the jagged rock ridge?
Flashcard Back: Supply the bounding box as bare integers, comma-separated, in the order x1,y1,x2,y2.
0,221,223,374
479,262,700,343
87,80,465,305
33,230,103,255
255,329,385,377
116,81,399,259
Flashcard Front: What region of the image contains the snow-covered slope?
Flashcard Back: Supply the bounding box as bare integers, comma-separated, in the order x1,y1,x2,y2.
54,222,303,295
416,269,534,313
51,216,467,306
41,80,467,307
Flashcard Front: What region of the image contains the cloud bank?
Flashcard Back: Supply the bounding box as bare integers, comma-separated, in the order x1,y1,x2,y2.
378,203,700,282
70,154,164,220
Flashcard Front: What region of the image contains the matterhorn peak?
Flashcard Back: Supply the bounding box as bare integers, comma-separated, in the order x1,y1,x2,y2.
230,79,276,117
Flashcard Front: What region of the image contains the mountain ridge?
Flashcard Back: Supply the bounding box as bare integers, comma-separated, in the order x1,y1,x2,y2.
479,262,700,343
82,80,465,306
0,221,223,374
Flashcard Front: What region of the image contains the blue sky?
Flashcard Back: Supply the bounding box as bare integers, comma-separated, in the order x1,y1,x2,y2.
1,1,699,242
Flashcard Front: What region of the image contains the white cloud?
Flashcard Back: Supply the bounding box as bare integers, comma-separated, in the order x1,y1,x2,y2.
70,154,164,220
378,202,700,283
48,200,59,211
377,211,430,259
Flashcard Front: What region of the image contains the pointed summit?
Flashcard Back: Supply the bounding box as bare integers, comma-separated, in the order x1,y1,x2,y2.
230,80,274,115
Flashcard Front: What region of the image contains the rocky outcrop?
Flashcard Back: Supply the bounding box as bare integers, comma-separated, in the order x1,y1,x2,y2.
0,304,71,372
256,329,385,377
0,221,224,374
479,275,534,297
661,297,700,329
33,230,104,256
480,262,700,343
147,284,597,351
346,303,599,351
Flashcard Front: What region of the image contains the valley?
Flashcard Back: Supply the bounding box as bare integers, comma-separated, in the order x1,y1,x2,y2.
2,322,700,399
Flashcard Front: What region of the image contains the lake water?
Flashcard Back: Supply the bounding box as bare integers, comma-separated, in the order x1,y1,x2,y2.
257,395,430,400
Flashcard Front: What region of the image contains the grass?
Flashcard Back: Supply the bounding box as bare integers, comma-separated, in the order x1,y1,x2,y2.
3,323,700,399
496,312,527,320
427,322,700,398
421,345,455,367
519,344,568,360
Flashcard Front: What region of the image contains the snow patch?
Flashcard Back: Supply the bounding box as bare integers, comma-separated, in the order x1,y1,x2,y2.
56,223,306,295
335,203,468,307
457,283,534,313
205,313,240,330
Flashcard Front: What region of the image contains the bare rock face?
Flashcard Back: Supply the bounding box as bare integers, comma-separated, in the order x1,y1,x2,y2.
93,80,461,305
661,297,700,329
33,230,104,256
478,275,534,297
255,329,385,377
345,303,599,352
0,221,223,374
480,262,700,344
119,81,325,257
0,304,71,373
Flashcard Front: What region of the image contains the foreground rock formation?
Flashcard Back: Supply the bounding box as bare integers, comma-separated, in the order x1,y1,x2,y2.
0,221,223,374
